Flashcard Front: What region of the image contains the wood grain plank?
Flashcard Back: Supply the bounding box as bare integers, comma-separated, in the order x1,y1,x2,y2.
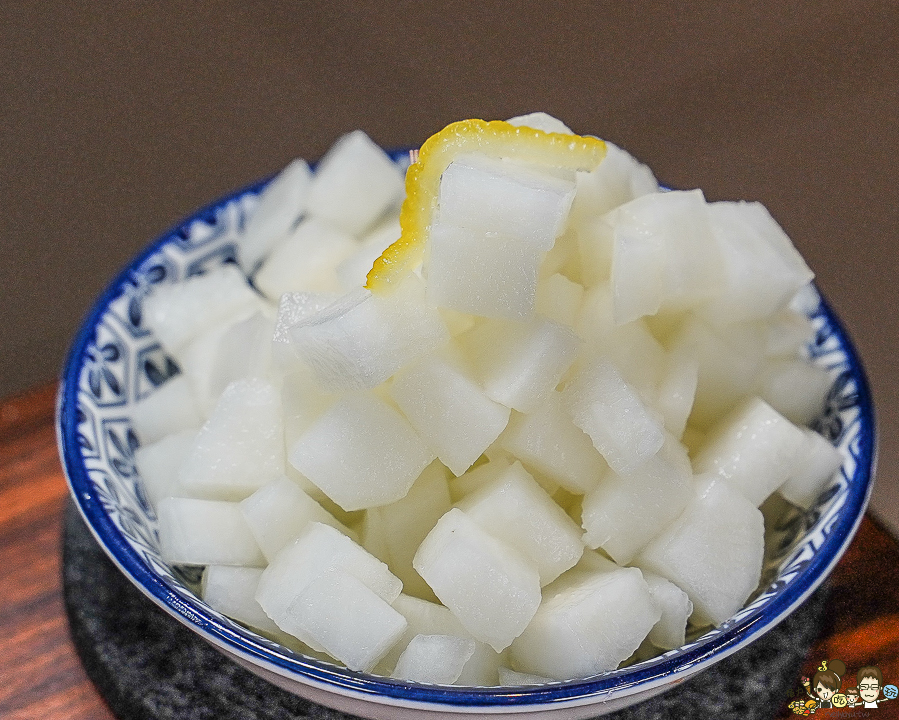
0,384,115,720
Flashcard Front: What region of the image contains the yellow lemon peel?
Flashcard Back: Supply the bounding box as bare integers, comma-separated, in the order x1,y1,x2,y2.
365,119,607,293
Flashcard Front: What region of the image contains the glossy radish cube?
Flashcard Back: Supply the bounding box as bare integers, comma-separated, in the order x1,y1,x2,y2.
698,201,814,325
390,355,510,476
610,190,719,324
536,273,584,327
580,435,693,565
289,277,449,392
448,456,513,502
179,309,275,415
669,316,765,428
376,594,466,675
254,217,357,299
458,462,584,585
427,223,543,320
498,668,554,686
413,508,541,652
240,476,353,562
157,497,264,567
361,461,452,600
438,153,575,252
568,141,659,224
133,428,196,506
694,397,807,506
256,522,402,632
561,356,665,475
654,349,699,440
643,572,693,650
635,476,764,626
178,379,284,501
757,358,833,426
500,393,605,495
392,634,477,685
271,291,340,372
142,264,261,354
306,129,405,236
131,375,202,445
202,565,280,634
238,158,311,273
280,367,337,448
280,569,407,671
509,567,660,680
780,428,843,508
288,392,435,511
463,317,581,413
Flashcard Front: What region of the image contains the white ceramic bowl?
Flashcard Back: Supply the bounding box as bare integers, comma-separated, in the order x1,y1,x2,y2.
57,154,876,719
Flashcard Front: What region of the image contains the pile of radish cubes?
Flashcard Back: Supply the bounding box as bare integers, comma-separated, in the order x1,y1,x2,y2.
132,113,842,685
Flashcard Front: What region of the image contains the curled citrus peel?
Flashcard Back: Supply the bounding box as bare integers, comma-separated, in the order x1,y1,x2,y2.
364,119,607,293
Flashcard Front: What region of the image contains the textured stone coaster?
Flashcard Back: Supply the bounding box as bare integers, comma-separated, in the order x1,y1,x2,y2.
63,501,826,720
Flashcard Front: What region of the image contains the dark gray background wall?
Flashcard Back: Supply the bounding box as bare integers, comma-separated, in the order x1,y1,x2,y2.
3,2,899,521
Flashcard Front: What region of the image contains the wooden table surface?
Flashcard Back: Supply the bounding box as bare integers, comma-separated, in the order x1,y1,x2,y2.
1,383,898,720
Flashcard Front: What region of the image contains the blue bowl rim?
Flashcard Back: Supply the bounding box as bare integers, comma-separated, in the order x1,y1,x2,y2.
57,157,877,708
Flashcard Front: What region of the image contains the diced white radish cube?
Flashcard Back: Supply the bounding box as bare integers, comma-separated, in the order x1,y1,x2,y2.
131,375,202,445
610,190,720,324
779,428,843,508
280,569,407,671
391,355,510,476
361,461,451,600
376,594,466,675
289,392,434,511
669,316,765,428
142,265,261,353
654,349,699,440
561,356,665,474
254,217,358,300
536,273,584,327
289,276,449,392
157,497,264,567
240,476,353,562
306,130,405,236
280,367,337,448
178,309,275,415
757,358,832,426
567,142,659,223
256,522,402,632
635,476,764,626
462,317,581,413
448,457,513,502
178,379,284,501
694,397,808,506
500,393,605,495
426,223,543,320
581,435,693,565
413,508,541,652
697,201,814,325
202,565,280,634
458,462,584,585
133,428,196,505
498,668,554,686
509,567,660,680
238,158,312,273
392,634,477,685
336,216,401,290
438,153,576,252
765,309,817,357
271,291,340,372
643,573,693,650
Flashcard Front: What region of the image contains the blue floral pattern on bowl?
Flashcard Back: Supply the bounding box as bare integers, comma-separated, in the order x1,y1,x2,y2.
56,162,875,716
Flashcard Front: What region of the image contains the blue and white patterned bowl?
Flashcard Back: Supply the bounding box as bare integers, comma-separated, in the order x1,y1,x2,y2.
57,159,876,719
